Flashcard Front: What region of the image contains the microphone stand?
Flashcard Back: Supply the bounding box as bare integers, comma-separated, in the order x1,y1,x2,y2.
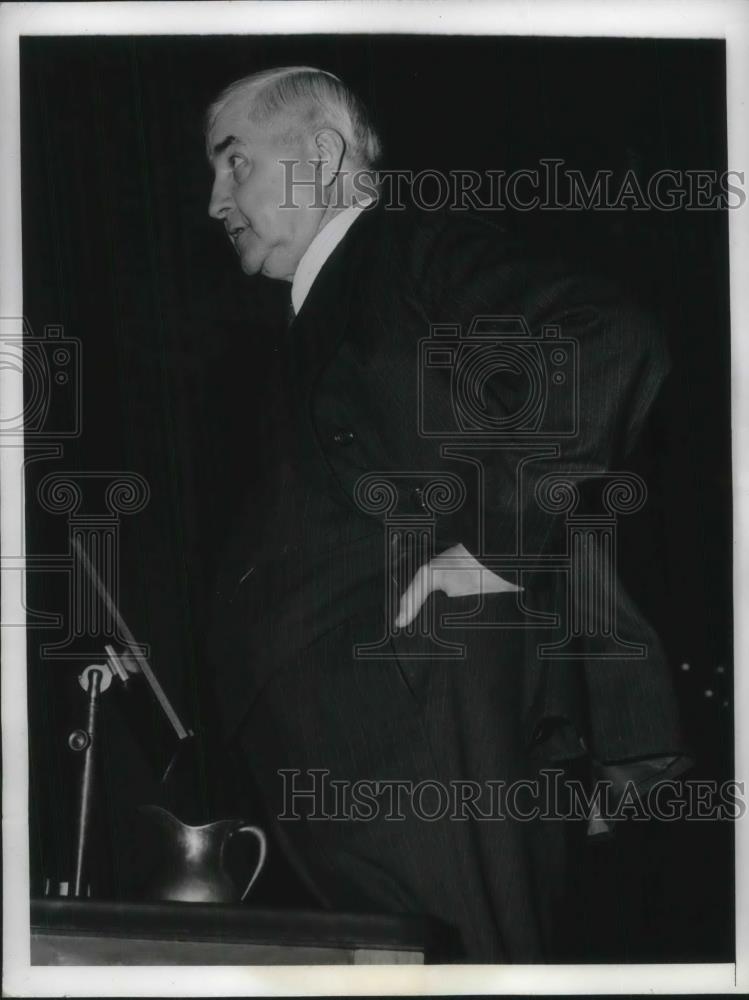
63,538,193,899
68,666,104,898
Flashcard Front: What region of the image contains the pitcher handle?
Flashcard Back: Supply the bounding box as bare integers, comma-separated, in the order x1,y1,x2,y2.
232,824,268,902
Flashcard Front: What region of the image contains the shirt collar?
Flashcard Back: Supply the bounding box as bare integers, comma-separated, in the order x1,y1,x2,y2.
290,197,374,317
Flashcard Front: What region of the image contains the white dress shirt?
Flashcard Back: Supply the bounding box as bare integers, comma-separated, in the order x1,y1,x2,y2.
290,198,374,316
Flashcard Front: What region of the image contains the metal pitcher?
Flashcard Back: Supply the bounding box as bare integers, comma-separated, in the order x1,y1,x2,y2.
137,805,267,904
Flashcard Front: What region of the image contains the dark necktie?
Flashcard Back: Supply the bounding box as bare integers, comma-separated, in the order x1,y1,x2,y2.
286,292,296,330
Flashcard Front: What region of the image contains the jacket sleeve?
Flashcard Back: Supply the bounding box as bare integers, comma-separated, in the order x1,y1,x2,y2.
415,218,672,585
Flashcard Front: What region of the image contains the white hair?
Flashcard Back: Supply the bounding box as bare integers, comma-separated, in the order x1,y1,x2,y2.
205,66,382,168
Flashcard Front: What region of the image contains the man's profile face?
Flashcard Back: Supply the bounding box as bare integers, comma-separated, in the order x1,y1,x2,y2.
207,95,324,281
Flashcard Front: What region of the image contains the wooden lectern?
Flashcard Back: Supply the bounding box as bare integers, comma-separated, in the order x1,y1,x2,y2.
30,899,451,965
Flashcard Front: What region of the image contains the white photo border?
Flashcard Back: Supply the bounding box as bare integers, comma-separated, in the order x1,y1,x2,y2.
1,1,747,995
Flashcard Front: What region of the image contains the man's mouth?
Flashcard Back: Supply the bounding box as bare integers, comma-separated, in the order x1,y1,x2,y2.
226,226,252,257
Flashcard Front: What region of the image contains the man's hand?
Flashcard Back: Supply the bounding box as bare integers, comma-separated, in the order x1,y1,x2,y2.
394,542,523,628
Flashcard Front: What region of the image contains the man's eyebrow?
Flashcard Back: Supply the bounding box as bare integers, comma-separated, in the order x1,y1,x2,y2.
212,134,239,157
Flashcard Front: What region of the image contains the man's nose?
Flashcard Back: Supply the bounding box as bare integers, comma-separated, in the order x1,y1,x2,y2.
208,177,233,221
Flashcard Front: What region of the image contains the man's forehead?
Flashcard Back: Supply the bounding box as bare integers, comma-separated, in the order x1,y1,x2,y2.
208,103,255,155
208,97,302,160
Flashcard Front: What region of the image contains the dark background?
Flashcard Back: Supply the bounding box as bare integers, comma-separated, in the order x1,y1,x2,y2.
22,35,733,961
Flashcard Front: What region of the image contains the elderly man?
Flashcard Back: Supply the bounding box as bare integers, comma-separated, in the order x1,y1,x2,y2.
206,66,689,962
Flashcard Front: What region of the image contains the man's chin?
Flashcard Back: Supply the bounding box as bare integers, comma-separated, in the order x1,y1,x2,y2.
238,244,293,282
239,250,279,280
238,250,263,277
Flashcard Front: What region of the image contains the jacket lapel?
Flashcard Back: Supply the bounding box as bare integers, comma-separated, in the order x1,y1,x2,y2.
284,202,383,397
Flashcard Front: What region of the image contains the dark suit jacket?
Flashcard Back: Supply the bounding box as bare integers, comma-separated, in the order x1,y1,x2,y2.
212,199,688,773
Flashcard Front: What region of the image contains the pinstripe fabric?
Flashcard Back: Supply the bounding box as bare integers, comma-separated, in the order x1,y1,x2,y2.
211,203,688,961
237,600,577,961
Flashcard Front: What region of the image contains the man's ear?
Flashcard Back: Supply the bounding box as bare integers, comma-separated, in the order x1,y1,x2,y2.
313,128,346,187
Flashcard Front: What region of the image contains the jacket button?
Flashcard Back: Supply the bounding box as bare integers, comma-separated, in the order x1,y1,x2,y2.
332,429,355,446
